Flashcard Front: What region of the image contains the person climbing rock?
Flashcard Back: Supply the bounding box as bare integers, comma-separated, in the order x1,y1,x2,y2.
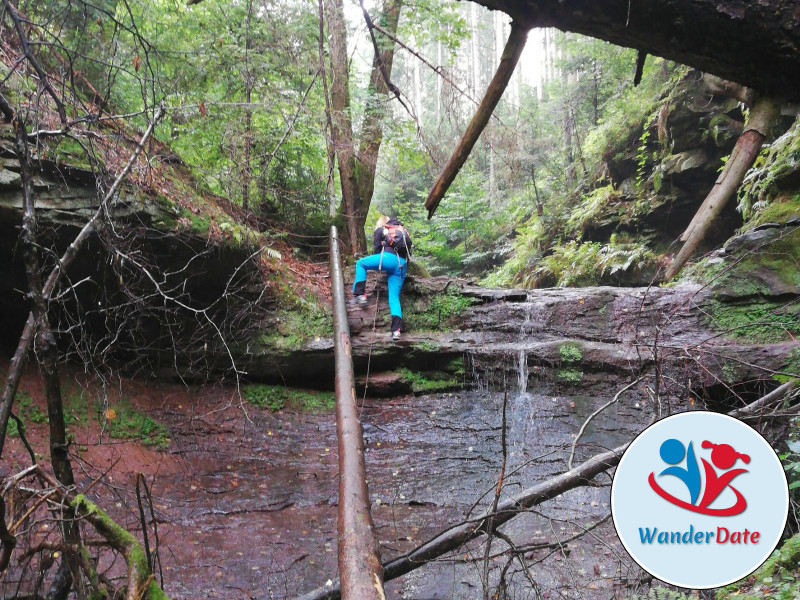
350,215,412,340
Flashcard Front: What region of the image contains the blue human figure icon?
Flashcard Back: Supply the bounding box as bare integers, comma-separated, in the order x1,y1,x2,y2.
658,438,701,505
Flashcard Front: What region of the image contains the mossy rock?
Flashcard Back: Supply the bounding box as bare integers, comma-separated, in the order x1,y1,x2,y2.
716,533,800,600
702,224,800,299
744,193,800,231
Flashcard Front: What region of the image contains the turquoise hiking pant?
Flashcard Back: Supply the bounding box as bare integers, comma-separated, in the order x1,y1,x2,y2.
353,250,407,317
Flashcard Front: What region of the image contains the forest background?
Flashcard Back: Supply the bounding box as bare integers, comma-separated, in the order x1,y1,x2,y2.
2,0,800,598
22,0,675,282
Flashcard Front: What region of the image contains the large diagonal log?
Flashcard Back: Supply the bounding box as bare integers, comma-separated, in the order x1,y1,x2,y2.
293,443,627,600
425,21,529,218
468,0,800,101
664,96,780,280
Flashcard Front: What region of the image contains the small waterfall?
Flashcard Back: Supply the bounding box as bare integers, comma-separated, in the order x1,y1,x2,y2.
517,348,528,394
517,303,533,393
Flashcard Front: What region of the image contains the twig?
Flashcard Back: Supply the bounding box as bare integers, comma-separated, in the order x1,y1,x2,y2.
568,376,643,470
2,0,68,124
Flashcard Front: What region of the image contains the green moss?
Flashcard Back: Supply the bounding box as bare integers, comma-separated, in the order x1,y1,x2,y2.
774,348,800,384
243,384,287,410
71,495,170,600
260,285,333,351
407,291,474,332
745,193,800,230
398,368,460,393
180,207,212,235
293,389,335,411
418,340,442,352
261,302,333,351
48,137,102,171
738,118,800,222
242,384,334,411
98,399,170,451
704,299,800,343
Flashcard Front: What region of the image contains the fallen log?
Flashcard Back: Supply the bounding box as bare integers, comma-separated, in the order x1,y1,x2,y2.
424,21,529,219
664,95,781,280
293,443,627,600
329,226,385,600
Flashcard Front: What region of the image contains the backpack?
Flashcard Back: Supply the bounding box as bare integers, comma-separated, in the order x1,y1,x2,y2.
382,223,411,259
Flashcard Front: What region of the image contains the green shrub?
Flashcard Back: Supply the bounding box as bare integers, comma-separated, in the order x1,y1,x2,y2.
243,384,288,411
99,400,170,451
242,384,334,412
560,344,583,363
557,367,583,383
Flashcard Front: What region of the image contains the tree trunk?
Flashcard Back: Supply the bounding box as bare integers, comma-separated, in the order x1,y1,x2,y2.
324,0,402,256
16,111,80,600
469,0,800,100
242,0,254,211
324,0,361,255
425,22,529,218
317,0,338,219
664,95,780,279
354,0,403,241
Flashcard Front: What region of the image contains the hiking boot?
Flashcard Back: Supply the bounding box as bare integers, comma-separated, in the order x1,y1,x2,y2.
348,294,368,305
391,330,401,341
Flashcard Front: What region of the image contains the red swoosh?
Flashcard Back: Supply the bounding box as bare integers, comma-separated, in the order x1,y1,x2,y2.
648,472,747,516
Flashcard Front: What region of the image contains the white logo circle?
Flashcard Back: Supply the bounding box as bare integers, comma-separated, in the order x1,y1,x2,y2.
611,412,789,589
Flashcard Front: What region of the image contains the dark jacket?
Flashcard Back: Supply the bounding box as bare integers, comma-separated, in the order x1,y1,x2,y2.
372,219,412,258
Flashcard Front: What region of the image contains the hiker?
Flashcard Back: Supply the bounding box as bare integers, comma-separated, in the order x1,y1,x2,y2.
351,215,412,340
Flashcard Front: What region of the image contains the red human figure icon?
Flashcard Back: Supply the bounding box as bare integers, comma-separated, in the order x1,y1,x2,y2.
698,441,750,511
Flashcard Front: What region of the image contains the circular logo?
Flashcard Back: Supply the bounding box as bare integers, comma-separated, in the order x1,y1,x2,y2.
611,412,789,589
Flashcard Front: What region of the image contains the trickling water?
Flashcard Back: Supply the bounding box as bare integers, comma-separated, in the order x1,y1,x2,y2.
517,348,528,393
516,303,533,393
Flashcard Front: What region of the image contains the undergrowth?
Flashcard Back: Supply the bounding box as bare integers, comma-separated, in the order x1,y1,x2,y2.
242,384,334,411
99,399,170,451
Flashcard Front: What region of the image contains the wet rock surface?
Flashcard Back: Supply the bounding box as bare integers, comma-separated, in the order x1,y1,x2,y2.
12,382,649,599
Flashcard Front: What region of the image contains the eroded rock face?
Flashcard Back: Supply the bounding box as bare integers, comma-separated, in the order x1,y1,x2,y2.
244,269,798,408
589,72,746,249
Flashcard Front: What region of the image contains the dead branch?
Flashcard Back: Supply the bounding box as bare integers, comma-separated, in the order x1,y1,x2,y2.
358,0,409,116
730,379,799,419
16,467,171,600
568,376,644,470
425,22,529,219
0,498,14,573
293,443,628,600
